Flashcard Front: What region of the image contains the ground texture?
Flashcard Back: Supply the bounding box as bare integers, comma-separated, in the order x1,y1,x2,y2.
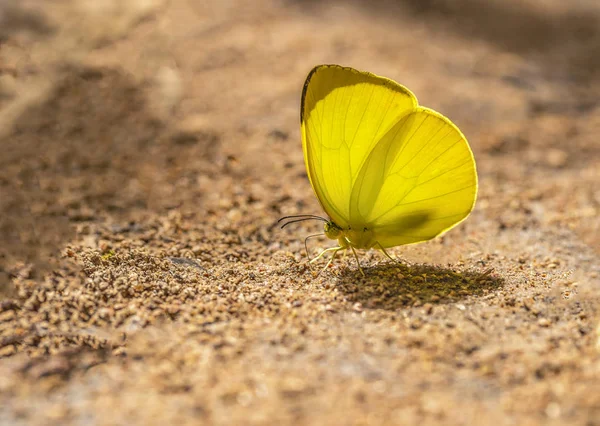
1,0,599,425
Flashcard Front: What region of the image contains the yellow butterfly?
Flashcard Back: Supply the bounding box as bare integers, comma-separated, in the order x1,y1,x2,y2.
280,65,477,275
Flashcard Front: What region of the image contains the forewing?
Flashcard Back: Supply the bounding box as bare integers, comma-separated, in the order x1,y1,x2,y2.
301,65,417,227
349,107,477,247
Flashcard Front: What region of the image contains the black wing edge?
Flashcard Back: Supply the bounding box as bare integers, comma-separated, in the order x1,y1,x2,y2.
300,64,361,124
300,65,323,124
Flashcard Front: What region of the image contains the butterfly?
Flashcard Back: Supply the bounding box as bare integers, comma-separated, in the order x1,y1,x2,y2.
280,65,477,275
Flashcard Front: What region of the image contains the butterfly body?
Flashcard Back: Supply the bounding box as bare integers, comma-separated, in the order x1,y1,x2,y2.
324,221,376,250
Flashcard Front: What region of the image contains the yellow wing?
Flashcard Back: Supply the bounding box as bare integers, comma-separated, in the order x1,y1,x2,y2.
349,107,478,247
301,65,418,228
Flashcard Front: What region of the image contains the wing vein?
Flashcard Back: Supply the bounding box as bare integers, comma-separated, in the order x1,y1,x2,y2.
371,183,475,223
412,157,472,189
394,125,451,178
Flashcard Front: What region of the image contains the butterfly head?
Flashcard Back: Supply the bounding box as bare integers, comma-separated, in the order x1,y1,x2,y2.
324,221,343,240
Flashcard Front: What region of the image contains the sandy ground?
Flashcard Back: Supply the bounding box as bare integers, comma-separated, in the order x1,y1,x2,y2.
1,0,599,425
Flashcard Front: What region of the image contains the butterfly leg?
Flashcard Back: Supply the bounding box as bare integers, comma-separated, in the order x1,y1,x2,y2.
310,246,342,264
304,233,325,261
350,246,365,277
375,242,401,265
316,246,345,276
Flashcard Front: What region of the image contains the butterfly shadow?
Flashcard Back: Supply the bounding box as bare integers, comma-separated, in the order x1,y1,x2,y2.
335,262,504,310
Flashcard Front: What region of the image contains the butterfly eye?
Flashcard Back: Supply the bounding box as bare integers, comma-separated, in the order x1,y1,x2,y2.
324,222,342,240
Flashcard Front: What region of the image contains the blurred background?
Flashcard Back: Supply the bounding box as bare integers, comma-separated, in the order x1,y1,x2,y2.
0,0,599,424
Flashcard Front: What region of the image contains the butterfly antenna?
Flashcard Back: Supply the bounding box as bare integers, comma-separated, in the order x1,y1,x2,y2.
277,214,328,229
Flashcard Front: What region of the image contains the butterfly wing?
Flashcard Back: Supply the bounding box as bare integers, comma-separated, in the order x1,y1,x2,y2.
349,107,478,247
301,65,418,228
